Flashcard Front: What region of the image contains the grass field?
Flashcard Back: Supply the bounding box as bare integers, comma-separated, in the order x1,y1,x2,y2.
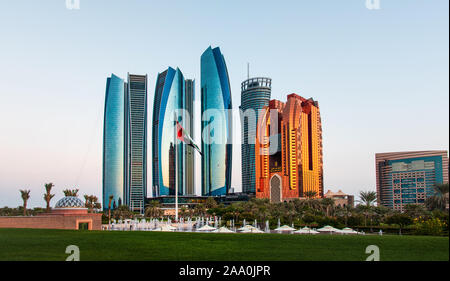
0,228,448,261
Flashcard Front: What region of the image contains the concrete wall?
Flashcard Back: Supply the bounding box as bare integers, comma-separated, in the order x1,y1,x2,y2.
0,214,102,230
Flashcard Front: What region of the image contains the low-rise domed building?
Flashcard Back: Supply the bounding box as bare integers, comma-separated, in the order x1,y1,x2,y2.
0,196,102,230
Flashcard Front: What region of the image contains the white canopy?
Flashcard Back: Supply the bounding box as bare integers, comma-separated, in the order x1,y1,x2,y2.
274,225,296,231
237,225,257,231
294,227,319,234
197,225,217,231
240,228,265,234
338,227,358,234
317,225,339,232
213,227,234,233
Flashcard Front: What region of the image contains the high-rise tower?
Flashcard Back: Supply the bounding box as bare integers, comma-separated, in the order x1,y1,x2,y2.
200,46,233,196
102,74,126,210
255,94,324,202
126,74,148,213
152,67,195,196
240,77,271,194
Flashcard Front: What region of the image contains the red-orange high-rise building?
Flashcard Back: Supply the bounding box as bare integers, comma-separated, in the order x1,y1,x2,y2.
255,93,323,202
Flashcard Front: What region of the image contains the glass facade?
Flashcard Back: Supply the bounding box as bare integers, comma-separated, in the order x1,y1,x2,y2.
240,78,271,194
376,151,449,211
201,46,233,196
102,74,126,210
152,68,195,197
126,74,148,213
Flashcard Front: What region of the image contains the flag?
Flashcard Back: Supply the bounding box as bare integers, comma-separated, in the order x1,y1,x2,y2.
176,121,202,156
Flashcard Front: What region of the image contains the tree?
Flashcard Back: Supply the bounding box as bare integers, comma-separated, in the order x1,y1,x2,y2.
63,188,79,197
304,191,318,199
359,191,377,207
108,195,114,223
144,200,163,218
84,195,101,213
205,197,218,209
386,213,413,235
113,205,133,220
425,183,449,211
20,189,31,216
321,198,335,217
404,204,429,219
43,183,55,212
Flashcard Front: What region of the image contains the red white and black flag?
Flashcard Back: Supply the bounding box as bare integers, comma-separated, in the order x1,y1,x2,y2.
176,121,202,156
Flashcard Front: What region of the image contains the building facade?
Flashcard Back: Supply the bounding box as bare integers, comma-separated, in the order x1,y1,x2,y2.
375,151,449,211
103,74,126,210
126,74,148,213
200,46,233,196
152,68,195,197
240,77,272,194
324,190,354,207
255,94,324,203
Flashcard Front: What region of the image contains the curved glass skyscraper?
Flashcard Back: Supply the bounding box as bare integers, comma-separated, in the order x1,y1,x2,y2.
241,77,271,194
152,67,195,197
201,46,233,196
103,74,126,210
102,73,148,214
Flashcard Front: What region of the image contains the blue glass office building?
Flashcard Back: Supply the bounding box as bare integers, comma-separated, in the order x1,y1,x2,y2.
126,74,148,213
152,67,194,197
240,77,271,194
201,46,233,196
103,74,126,210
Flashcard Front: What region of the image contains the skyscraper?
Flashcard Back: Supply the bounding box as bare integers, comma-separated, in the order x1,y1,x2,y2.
201,46,233,196
102,74,126,210
126,74,148,213
376,150,449,211
240,77,271,194
255,94,324,202
184,79,195,195
152,67,194,197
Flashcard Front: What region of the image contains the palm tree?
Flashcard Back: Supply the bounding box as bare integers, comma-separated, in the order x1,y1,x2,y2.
113,205,133,220
321,198,335,217
144,200,163,218
359,191,377,207
63,188,79,197
304,191,318,199
107,195,114,223
84,195,101,213
43,183,55,212
20,189,31,216
425,183,449,211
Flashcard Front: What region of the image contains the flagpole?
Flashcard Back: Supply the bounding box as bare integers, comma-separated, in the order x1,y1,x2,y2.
174,113,179,223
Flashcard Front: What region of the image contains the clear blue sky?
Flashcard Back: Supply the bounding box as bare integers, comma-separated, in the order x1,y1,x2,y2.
0,0,448,208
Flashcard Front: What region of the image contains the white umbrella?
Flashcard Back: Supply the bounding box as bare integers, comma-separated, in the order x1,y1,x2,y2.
274,225,296,231
238,225,257,231
317,225,339,233
197,225,217,231
240,228,265,234
213,227,235,233
294,227,316,234
339,227,358,235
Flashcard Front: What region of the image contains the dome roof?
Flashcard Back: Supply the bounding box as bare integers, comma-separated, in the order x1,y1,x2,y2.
54,196,85,208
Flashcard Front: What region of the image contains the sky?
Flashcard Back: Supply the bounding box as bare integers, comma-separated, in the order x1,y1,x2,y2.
0,0,448,208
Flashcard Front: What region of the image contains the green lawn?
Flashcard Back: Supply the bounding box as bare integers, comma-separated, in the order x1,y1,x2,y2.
0,228,447,261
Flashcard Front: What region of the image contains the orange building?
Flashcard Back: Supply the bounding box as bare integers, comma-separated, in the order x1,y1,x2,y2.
255,93,323,202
